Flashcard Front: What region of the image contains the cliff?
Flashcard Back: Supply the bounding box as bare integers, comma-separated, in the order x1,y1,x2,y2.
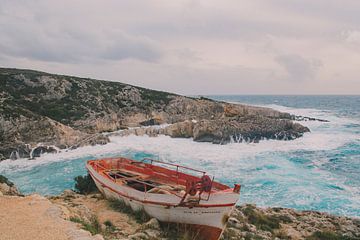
0,67,309,160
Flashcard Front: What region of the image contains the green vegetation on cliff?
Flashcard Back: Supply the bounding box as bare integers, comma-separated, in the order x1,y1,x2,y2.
0,67,310,160
74,174,98,194
0,68,175,125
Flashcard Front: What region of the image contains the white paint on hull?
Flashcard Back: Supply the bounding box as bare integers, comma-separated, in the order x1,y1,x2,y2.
87,164,239,230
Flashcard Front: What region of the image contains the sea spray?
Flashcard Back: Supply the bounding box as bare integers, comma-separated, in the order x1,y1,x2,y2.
1,102,360,217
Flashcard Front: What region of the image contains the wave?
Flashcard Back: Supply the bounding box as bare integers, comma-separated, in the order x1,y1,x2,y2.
0,104,358,173
1,103,359,216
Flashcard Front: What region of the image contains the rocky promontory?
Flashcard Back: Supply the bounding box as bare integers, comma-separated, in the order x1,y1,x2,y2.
1,68,310,160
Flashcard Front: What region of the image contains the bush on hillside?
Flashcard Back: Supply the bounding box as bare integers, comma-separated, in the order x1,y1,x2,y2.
74,174,98,194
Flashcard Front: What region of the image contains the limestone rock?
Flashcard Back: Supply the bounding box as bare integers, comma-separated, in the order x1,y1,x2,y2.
0,68,313,160
141,218,161,230
0,182,20,196
128,232,149,240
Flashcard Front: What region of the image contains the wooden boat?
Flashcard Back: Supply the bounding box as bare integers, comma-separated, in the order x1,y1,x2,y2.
86,157,241,240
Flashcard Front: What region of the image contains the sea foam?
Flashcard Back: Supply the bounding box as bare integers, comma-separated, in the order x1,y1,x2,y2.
0,104,359,217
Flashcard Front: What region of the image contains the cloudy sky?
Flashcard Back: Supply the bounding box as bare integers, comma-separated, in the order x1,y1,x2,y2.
1,0,360,94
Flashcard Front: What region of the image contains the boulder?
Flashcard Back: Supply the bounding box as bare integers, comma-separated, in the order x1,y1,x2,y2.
0,176,20,196
164,121,194,138
31,145,58,158
141,218,160,230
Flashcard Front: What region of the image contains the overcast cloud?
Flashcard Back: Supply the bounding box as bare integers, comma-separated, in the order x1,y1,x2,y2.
0,0,360,94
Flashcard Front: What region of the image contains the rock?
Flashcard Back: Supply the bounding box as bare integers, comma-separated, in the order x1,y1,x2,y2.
144,229,161,238
281,226,303,240
141,218,161,230
227,217,241,228
0,182,21,196
223,205,360,240
31,145,58,158
0,68,311,159
140,118,163,126
164,120,194,138
128,232,149,240
224,105,247,117
222,227,243,239
61,189,78,199
77,134,110,148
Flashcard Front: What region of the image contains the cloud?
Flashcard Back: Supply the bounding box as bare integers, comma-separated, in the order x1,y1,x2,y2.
0,28,161,63
342,30,360,44
275,54,322,81
0,2,161,63
0,0,359,94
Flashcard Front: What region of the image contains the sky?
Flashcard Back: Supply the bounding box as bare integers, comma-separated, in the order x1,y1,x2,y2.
0,0,360,95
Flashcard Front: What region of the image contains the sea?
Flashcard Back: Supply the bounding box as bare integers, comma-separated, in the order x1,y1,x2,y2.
0,95,359,218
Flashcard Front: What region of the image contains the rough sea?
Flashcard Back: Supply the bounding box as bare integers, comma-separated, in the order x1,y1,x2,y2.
1,95,359,217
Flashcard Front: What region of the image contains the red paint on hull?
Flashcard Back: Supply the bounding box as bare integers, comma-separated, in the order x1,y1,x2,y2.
192,224,223,240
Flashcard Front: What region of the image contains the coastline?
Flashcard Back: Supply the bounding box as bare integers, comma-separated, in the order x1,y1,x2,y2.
1,109,359,217
1,180,359,240
0,68,310,161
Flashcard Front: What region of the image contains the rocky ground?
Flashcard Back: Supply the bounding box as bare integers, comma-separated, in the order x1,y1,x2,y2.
1,176,359,240
0,67,311,160
224,205,360,240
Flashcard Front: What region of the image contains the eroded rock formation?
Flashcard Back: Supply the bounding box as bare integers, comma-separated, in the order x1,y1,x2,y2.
0,68,310,160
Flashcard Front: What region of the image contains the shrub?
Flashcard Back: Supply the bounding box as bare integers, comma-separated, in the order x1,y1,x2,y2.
242,205,280,232
70,216,101,235
104,220,116,232
74,174,98,194
104,220,114,228
108,199,150,224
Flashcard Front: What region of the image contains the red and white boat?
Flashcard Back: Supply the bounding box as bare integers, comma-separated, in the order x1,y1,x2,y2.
86,157,241,240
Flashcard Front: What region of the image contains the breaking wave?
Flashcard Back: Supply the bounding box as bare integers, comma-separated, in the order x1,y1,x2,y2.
0,102,359,217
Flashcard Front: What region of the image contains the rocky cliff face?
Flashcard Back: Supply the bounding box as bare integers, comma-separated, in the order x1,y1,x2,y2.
0,68,309,160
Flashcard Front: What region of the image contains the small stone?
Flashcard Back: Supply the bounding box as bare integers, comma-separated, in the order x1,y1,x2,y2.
142,218,160,230
144,229,161,238
228,217,240,227
128,232,148,240
62,189,77,198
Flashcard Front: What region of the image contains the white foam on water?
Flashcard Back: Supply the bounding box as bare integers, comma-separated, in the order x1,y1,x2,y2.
1,103,359,216
0,104,358,173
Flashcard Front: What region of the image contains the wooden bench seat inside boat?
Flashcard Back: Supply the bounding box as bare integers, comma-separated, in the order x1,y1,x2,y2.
103,169,186,194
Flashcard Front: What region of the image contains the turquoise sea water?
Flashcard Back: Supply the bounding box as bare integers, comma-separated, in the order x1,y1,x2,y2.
1,95,359,217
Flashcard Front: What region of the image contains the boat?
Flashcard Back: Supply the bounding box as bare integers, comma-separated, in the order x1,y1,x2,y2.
86,157,241,240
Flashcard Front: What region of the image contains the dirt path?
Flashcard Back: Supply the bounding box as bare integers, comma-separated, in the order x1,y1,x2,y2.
0,194,102,240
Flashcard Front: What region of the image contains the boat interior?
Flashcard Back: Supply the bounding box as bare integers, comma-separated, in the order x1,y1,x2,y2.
88,157,230,196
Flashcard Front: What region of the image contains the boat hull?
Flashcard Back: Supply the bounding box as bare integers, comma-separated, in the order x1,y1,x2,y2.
87,163,238,240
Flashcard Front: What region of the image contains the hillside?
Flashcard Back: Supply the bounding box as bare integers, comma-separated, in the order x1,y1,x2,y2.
0,67,309,160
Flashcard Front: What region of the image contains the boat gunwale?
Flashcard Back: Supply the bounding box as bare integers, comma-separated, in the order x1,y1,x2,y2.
88,157,231,191
87,165,237,208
